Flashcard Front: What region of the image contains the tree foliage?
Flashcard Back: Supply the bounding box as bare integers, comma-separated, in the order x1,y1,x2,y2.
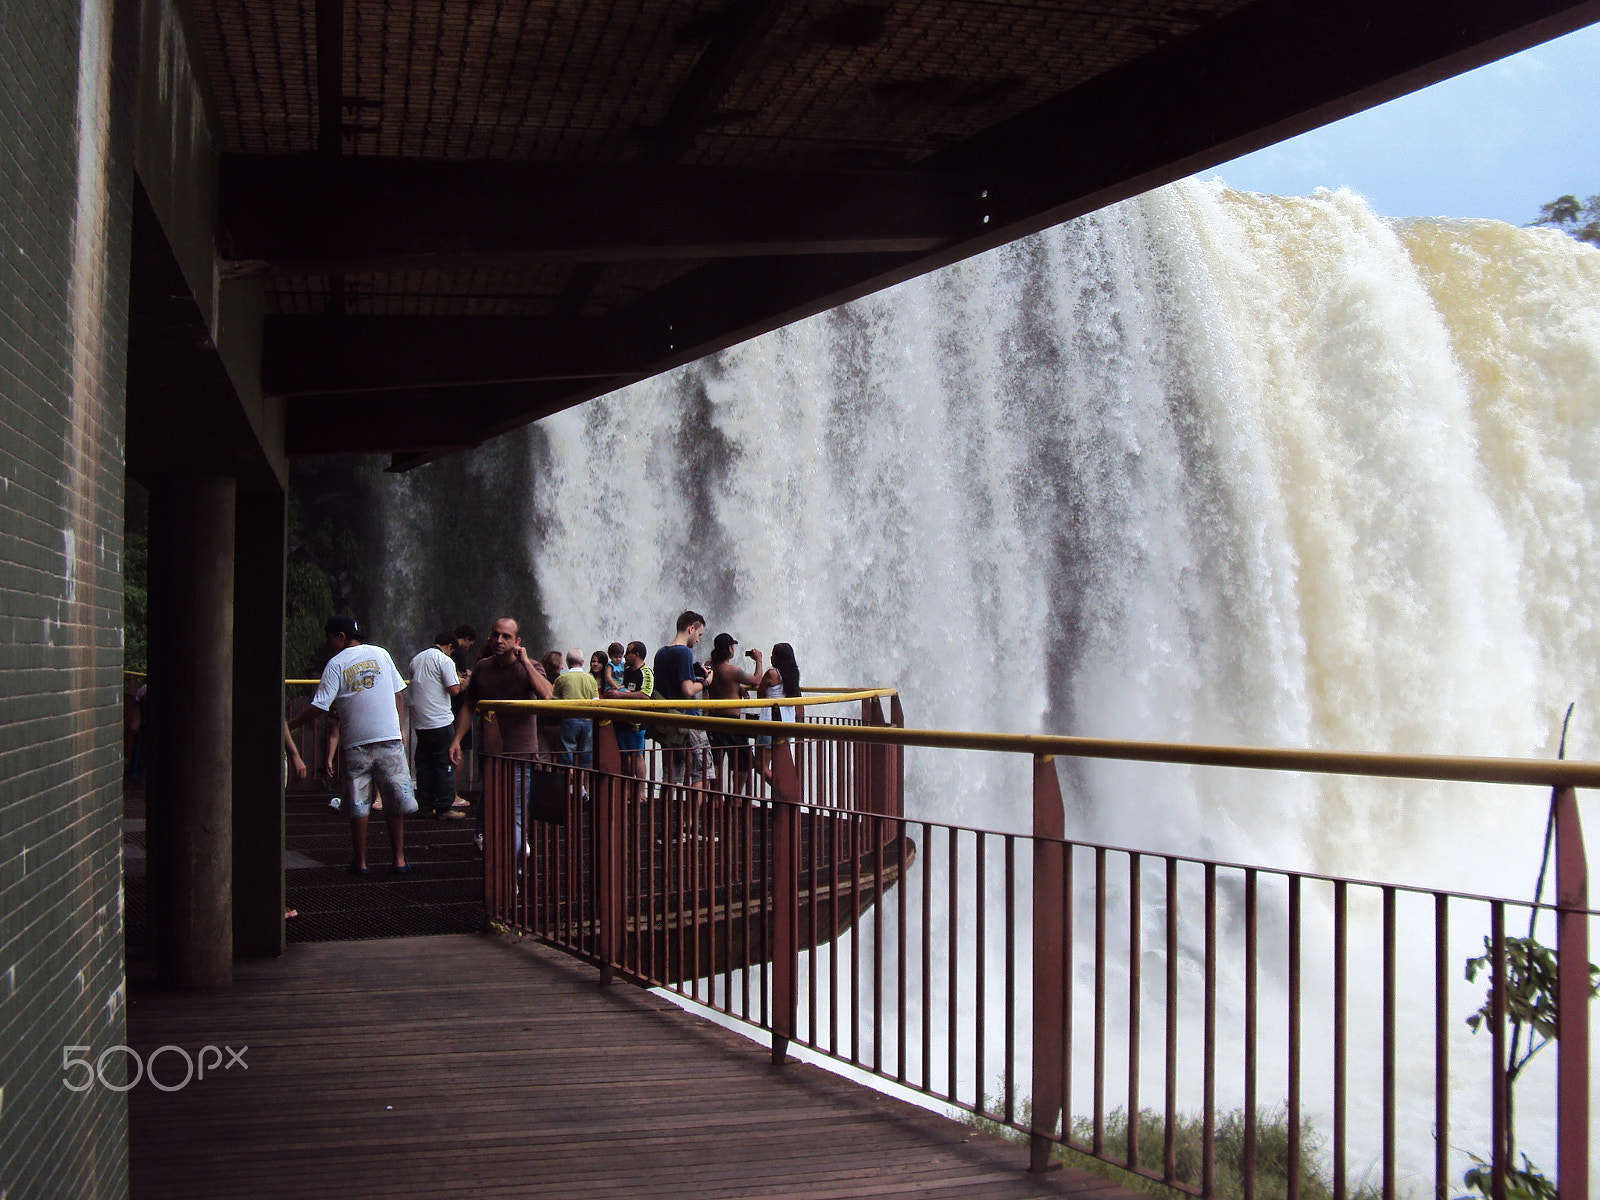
283,489,365,677
1531,193,1600,245
1460,934,1600,1200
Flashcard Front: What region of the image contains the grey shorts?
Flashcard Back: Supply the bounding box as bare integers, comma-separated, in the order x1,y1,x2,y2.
340,739,418,819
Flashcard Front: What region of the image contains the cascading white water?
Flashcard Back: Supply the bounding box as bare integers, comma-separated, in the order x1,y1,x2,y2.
371,180,1599,1189
531,180,1600,893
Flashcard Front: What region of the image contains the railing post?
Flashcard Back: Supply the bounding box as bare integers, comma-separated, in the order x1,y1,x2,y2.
1555,786,1589,1200
596,721,624,986
890,695,904,818
1030,753,1066,1173
867,697,891,817
770,739,803,1065
482,757,505,924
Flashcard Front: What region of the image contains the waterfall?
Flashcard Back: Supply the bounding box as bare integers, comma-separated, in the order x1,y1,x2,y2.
362,180,1600,1191
520,180,1599,892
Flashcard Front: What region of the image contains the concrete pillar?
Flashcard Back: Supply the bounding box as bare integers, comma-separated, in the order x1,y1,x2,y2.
232,486,287,957
147,476,236,988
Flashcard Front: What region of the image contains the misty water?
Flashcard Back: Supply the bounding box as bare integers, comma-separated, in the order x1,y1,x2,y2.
363,181,1600,1191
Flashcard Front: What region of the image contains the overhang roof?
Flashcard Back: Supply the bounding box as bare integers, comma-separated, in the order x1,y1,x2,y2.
185,0,1600,469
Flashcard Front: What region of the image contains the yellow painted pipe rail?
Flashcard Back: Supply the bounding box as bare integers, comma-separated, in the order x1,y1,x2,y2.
281,680,895,703
510,689,894,710
480,698,1600,789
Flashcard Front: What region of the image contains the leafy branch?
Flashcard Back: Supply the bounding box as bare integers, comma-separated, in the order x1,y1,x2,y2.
1459,704,1598,1200
1530,193,1600,246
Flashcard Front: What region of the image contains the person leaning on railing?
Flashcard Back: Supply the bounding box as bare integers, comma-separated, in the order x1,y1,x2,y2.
449,617,551,853
754,642,802,784
606,641,654,790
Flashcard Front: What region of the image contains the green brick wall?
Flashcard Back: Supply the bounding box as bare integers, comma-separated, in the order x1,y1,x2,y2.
0,1,137,1196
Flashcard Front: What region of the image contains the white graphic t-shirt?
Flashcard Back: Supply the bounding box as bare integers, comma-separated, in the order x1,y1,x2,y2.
407,646,459,731
312,644,406,748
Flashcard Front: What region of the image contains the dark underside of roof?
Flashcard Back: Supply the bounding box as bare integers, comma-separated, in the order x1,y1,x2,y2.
179,0,1600,469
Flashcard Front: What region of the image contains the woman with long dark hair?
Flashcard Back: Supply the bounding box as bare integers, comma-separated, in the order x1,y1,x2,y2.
755,642,801,784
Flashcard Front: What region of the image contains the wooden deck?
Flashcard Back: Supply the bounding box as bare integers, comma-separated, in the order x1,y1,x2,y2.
128,934,1141,1199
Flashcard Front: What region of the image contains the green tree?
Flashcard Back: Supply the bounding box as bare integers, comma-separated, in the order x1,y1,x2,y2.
1530,192,1600,245
282,490,365,678
123,525,148,674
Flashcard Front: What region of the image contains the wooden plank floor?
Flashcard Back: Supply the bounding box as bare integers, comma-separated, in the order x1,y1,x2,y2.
128,934,1142,1199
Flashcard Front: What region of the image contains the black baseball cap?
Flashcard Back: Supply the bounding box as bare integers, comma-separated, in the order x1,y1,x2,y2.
325,614,359,638
713,632,738,649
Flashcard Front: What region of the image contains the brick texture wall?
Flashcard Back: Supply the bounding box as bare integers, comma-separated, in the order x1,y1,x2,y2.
0,1,136,1196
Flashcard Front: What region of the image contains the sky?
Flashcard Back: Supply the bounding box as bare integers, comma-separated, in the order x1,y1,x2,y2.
1202,18,1600,225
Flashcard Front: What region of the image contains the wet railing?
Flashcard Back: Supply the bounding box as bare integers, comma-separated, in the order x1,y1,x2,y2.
479,699,1595,1200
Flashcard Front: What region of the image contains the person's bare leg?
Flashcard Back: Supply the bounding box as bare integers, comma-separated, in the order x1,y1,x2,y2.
350,815,369,870
386,810,406,868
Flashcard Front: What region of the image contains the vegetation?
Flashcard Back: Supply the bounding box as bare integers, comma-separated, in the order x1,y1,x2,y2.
968,1103,1379,1200
283,488,364,678
1530,194,1600,245
123,528,148,675
1459,936,1599,1200
122,480,148,675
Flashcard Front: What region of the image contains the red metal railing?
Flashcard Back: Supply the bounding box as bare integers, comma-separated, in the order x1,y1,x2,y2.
480,706,1595,1200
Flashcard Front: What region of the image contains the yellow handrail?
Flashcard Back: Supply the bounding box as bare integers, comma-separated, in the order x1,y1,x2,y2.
478,698,1600,789
281,681,893,705
513,689,893,710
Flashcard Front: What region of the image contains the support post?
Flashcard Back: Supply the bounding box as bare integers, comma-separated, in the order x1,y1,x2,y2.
866,696,892,816
595,721,623,985
890,694,905,817
147,477,237,988
1555,786,1589,1200
1031,754,1067,1172
232,485,286,957
770,739,802,1064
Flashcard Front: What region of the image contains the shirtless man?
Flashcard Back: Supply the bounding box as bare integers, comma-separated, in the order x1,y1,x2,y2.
705,633,763,792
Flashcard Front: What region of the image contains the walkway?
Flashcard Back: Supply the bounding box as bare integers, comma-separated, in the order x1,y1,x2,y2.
123,782,485,946
128,934,1138,1199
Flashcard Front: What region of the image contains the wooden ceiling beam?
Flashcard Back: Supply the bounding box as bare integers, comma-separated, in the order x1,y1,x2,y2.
219,156,982,277
264,315,666,396
283,380,615,457
542,0,1600,423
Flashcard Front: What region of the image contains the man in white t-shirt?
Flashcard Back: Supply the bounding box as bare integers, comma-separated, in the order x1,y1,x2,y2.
287,615,418,875
409,631,463,819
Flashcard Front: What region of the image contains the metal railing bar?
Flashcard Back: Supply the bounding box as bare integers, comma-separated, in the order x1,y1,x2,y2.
948,825,960,1105
978,831,992,1114
490,701,1600,788
1333,880,1348,1200
1435,893,1449,1200
1382,886,1397,1200
1287,874,1302,1200
1490,903,1508,1200
1128,851,1142,1172
1005,833,1016,1127
1204,862,1217,1200
1165,856,1179,1186
1243,868,1258,1200
1094,845,1107,1156
921,819,933,1094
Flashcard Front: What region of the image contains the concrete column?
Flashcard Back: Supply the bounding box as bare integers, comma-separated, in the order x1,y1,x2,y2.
147,476,236,988
232,485,287,957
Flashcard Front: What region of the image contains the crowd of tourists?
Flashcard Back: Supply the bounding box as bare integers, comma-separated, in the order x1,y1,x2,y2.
285,609,802,877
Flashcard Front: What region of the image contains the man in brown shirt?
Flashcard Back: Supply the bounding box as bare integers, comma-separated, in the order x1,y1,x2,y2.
449,617,553,853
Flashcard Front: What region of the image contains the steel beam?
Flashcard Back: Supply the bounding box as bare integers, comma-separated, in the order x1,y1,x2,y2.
219,157,980,276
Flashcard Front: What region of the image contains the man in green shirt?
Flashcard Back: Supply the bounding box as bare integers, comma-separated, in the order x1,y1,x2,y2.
551,648,598,767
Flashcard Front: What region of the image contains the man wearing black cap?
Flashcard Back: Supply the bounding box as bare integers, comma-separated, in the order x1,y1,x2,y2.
706,634,763,792
287,615,418,874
